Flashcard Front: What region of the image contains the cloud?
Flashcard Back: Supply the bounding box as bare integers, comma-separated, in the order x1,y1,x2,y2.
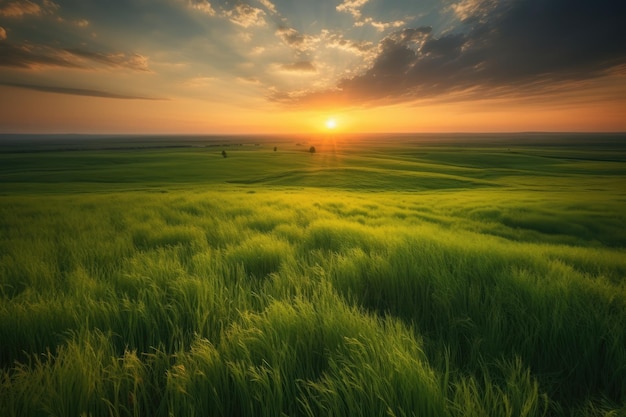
0,26,6,40
237,76,260,84
322,30,375,58
0,0,41,17
285,0,626,107
75,19,89,28
275,27,316,52
355,17,404,32
326,36,374,56
257,0,277,14
449,0,498,22
0,0,58,18
0,42,83,69
188,0,216,16
226,3,266,27
64,48,151,72
1,82,167,100
0,42,151,71
336,0,369,20
279,61,316,73
336,0,404,32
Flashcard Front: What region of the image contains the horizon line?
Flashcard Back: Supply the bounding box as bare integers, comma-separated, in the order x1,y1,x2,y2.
1,131,626,137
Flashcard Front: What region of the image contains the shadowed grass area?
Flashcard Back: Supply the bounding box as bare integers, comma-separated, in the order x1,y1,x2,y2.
0,133,625,416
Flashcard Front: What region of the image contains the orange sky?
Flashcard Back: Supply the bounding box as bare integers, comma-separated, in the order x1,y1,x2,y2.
1,0,625,134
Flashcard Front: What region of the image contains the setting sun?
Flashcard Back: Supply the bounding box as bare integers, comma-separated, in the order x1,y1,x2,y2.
325,118,337,129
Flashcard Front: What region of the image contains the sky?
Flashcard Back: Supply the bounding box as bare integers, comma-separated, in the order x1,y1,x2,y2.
0,0,625,134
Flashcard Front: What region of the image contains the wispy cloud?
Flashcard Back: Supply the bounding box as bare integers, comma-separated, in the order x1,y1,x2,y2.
325,33,374,56
237,76,260,84
188,0,216,16
336,0,369,20
0,26,7,40
279,61,316,73
64,48,151,72
226,3,266,27
0,0,58,18
0,0,93,37
449,0,498,22
336,0,404,32
256,0,277,15
74,18,89,28
0,0,41,17
355,17,404,32
1,82,167,100
0,42,83,69
0,42,151,71
275,27,316,52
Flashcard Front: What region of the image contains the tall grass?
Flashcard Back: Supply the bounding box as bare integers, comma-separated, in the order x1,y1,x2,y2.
1,188,624,416
1,136,625,416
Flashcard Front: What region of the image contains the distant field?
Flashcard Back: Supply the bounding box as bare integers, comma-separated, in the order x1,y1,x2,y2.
1,133,625,416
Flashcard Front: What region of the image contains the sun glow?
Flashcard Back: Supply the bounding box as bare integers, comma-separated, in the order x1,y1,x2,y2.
325,118,337,129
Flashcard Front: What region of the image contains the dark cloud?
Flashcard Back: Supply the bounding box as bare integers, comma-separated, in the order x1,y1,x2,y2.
287,0,626,107
1,82,167,100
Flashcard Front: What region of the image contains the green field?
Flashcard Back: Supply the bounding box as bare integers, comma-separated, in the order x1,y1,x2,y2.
1,133,625,416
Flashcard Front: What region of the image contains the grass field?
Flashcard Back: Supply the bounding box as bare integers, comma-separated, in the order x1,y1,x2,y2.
1,133,625,416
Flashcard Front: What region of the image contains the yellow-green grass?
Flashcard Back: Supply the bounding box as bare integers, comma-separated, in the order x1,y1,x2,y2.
0,133,625,416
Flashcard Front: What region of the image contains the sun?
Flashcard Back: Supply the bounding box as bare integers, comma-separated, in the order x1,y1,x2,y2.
325,118,337,129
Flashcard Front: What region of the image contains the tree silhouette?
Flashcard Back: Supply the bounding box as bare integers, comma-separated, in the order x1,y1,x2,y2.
309,146,316,154
274,146,277,152
221,150,227,158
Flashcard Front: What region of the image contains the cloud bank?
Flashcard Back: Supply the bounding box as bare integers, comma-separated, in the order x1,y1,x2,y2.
287,0,626,107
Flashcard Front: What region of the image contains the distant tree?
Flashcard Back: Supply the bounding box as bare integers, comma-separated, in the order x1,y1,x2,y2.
274,146,278,152
309,146,316,154
221,150,227,158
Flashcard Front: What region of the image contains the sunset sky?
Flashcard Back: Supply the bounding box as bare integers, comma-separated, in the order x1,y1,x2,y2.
1,0,625,134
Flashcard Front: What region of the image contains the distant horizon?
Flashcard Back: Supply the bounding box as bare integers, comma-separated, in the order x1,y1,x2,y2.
1,130,626,137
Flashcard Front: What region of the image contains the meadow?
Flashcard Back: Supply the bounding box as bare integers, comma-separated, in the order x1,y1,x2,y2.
0,133,625,416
